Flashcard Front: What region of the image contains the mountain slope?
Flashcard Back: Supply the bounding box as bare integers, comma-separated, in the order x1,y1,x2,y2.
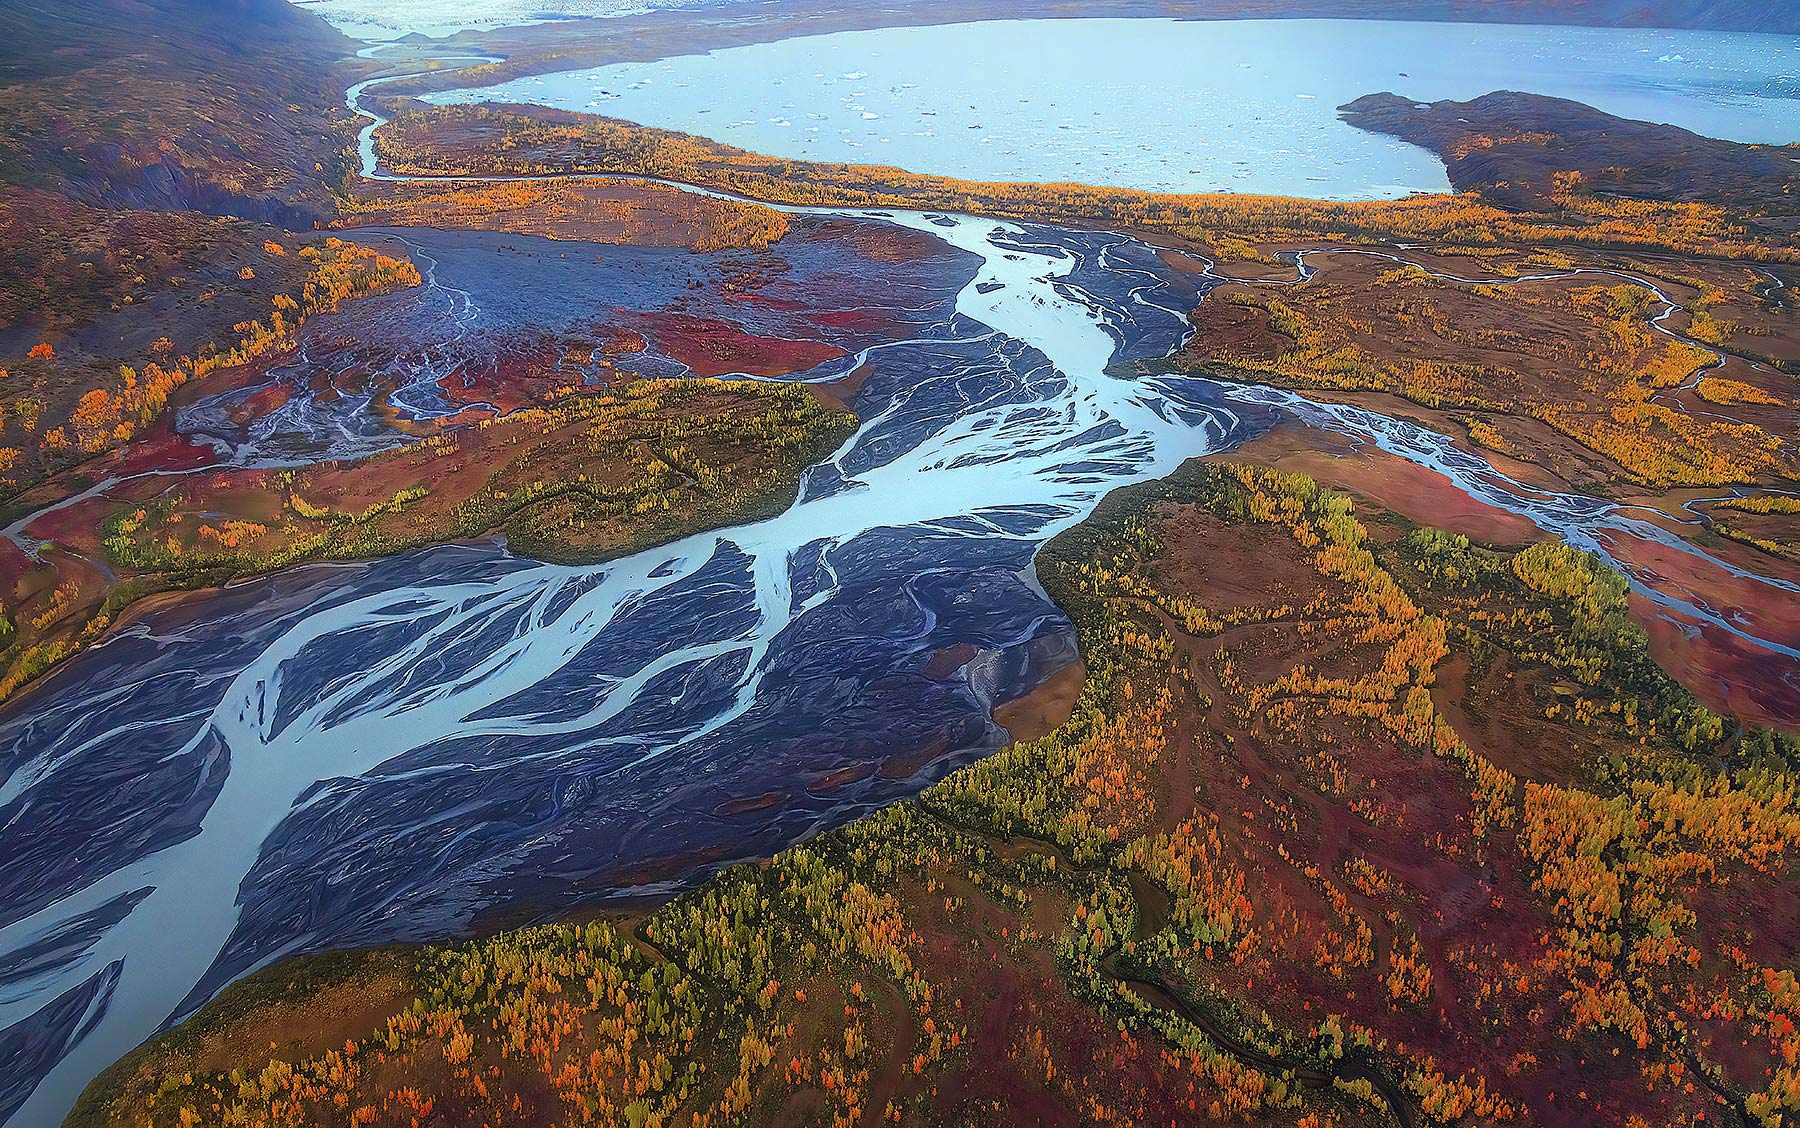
0,0,361,224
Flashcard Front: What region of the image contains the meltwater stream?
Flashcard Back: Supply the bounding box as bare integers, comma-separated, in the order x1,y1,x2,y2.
0,210,1243,1125
5,60,1800,1128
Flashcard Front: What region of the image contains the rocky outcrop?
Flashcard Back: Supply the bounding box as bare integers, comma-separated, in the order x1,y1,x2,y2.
68,158,327,230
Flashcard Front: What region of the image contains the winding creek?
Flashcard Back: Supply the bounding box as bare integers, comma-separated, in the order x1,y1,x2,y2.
2,36,1798,1128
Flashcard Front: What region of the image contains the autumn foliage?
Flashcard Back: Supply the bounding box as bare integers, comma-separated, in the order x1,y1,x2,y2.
1185,259,1796,487
90,461,1800,1128
376,103,1798,265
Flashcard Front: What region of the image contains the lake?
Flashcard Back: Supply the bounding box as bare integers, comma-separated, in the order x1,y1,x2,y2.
430,16,1800,199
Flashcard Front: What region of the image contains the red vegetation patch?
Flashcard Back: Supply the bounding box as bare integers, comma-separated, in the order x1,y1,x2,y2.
0,541,38,597
1606,527,1800,658
435,335,590,417
225,381,293,427
632,313,846,378
806,305,904,336
1638,598,1800,727
111,416,224,476
1211,421,1543,545
802,218,943,265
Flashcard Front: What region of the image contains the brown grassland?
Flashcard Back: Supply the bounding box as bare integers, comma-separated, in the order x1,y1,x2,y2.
338,179,791,253
1177,251,1800,489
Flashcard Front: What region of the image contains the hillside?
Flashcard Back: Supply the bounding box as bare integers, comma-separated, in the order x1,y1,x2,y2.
0,0,360,224
0,0,381,499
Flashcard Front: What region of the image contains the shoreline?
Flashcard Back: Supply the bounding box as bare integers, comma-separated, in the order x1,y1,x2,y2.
373,0,1800,99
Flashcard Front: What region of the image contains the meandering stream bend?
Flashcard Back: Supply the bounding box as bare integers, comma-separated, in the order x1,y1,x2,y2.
2,42,1797,1128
